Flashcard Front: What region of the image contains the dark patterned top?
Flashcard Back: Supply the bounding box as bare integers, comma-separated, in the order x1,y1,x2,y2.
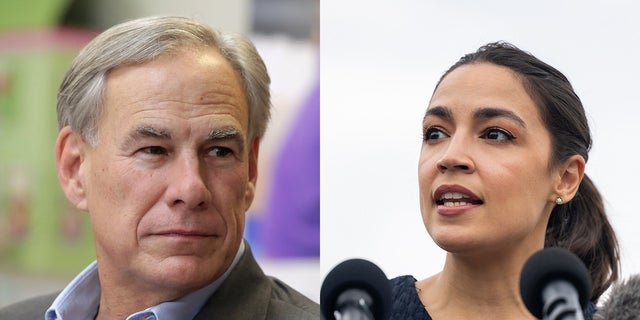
389,275,596,320
390,276,432,320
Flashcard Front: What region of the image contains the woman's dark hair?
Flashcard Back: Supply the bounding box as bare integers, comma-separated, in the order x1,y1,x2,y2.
435,41,619,302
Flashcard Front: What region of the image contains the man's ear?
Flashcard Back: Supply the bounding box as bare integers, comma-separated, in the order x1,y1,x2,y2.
56,126,89,211
243,136,260,211
552,154,585,203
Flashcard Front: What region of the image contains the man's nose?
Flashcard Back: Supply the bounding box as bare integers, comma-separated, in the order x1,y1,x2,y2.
166,155,210,210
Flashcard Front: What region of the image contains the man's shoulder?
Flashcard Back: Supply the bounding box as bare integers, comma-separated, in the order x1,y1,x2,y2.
266,276,319,319
195,244,319,319
0,292,58,319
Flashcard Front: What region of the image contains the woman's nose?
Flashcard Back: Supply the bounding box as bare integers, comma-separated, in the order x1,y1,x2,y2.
435,135,475,174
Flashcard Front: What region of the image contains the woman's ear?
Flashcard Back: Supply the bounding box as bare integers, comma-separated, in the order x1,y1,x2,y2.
552,154,585,203
56,126,89,211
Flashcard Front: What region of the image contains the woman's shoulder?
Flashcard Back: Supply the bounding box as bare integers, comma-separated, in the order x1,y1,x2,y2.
584,302,596,320
388,276,597,320
389,275,432,320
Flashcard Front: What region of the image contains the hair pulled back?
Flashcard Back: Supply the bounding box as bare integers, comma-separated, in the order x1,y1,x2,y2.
436,41,619,302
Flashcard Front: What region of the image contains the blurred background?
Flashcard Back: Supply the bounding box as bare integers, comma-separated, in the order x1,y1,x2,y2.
321,0,640,303
0,0,319,306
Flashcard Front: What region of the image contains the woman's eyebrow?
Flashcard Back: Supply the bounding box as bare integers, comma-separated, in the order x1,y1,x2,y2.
474,107,527,128
423,105,452,122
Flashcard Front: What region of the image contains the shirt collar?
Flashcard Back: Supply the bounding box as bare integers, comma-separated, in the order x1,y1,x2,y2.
47,241,246,320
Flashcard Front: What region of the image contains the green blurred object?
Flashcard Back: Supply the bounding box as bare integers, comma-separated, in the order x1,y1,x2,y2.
0,0,71,29
0,26,96,276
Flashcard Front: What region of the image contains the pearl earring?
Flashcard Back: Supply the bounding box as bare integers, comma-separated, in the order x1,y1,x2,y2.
555,196,563,205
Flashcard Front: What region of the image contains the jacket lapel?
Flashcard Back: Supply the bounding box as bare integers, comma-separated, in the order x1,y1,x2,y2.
194,242,272,319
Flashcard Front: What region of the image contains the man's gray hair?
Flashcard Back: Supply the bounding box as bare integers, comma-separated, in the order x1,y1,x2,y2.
57,15,271,146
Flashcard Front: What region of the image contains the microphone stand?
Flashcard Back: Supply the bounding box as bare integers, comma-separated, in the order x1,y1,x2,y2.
334,289,374,320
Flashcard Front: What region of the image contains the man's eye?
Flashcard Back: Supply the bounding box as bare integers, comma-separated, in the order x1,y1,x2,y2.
423,127,448,141
141,146,167,155
482,127,515,141
210,147,233,157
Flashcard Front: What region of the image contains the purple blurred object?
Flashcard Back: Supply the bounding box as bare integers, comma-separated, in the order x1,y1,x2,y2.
259,77,320,258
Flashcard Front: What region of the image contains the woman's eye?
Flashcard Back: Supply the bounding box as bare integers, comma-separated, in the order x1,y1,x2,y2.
423,127,448,141
482,127,515,141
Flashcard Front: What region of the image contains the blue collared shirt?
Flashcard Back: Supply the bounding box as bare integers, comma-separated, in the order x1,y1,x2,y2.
46,242,245,320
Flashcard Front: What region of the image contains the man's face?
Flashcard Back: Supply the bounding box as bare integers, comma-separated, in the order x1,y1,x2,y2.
70,48,258,297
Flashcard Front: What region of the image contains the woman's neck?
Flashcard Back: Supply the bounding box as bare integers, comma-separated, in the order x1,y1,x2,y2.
416,248,539,319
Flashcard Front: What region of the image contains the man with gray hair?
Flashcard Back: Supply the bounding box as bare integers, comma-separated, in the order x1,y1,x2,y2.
0,16,319,319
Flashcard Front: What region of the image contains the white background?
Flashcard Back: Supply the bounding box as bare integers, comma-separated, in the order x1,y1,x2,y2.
320,0,640,288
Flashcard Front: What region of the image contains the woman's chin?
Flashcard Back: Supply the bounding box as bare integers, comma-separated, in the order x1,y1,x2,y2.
429,229,484,254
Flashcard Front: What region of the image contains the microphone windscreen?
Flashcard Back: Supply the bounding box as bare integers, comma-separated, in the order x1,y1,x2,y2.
320,258,392,320
594,274,640,320
519,247,592,319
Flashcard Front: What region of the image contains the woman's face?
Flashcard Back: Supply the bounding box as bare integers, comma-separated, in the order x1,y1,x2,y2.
418,62,559,256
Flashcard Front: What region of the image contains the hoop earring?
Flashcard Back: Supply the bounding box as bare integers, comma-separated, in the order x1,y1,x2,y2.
555,196,563,205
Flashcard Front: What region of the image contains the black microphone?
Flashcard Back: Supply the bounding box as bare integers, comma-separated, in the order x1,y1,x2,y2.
520,247,592,320
594,274,640,320
321,258,392,320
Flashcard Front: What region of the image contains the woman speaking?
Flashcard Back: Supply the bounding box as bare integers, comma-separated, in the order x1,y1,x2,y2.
390,42,620,319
